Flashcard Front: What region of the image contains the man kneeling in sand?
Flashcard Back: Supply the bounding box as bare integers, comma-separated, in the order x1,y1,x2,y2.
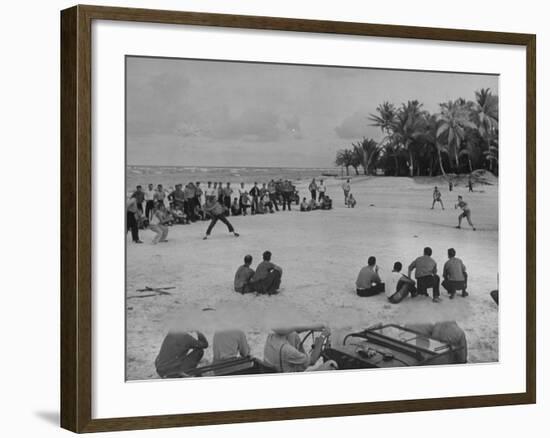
385,262,417,304
234,255,255,294
356,256,385,297
247,251,283,295
155,330,208,378
264,324,337,372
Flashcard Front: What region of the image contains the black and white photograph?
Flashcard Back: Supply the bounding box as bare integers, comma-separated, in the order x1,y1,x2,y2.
125,56,499,381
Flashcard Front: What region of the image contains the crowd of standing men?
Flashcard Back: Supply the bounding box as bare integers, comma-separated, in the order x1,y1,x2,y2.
127,178,339,243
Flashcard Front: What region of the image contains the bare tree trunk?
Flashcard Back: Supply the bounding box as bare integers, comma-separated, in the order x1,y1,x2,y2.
353,166,359,176
468,158,473,173
394,155,399,176
345,166,350,176
437,148,446,176
408,150,414,177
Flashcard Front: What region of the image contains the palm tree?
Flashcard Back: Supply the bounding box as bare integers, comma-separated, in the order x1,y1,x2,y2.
425,114,447,176
436,99,477,172
370,102,401,175
473,88,499,171
350,147,362,175
369,102,397,136
352,138,382,175
392,101,427,176
335,149,354,176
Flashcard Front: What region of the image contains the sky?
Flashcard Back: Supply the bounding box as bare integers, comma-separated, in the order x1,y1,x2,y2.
126,56,498,168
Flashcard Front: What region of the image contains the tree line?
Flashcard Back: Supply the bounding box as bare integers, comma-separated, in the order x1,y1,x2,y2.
335,88,498,177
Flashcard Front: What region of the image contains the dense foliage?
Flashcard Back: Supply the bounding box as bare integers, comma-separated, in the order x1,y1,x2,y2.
335,88,498,177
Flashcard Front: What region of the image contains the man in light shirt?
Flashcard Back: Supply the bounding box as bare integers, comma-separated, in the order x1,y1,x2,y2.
263,324,337,373
205,181,216,202
144,183,156,220
318,179,327,201
385,262,416,304
213,329,250,363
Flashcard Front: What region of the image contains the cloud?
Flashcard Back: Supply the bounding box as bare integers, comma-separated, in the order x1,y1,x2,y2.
206,108,303,143
334,111,370,139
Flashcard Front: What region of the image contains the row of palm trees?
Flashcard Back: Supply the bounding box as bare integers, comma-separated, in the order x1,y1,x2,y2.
334,88,499,177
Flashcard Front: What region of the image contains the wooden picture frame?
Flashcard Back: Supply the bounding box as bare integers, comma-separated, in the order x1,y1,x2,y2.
60,4,536,433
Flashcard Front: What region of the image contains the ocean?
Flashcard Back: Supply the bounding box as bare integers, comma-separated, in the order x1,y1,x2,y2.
126,165,342,190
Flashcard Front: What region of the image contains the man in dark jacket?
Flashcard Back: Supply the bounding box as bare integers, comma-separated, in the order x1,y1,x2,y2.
155,330,208,378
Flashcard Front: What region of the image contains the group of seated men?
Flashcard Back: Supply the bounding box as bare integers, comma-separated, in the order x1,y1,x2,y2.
356,247,468,304
154,324,338,378
299,195,333,211
234,251,283,295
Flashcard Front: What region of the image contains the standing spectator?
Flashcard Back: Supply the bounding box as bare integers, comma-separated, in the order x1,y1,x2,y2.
240,191,251,216
194,182,203,209
131,185,145,213
183,182,196,221
342,179,351,205
268,179,279,211
281,180,293,211
154,184,167,208
249,182,261,214
217,181,224,203
309,178,318,201
205,182,216,202
230,197,242,216
223,182,233,213
408,247,441,302
468,175,474,192
144,183,156,220
126,197,142,243
318,179,326,201
442,248,468,298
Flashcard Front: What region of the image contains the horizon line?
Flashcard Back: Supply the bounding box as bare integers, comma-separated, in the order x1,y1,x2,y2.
127,164,339,169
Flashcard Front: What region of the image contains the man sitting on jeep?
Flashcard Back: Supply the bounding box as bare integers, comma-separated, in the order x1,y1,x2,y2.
263,324,337,372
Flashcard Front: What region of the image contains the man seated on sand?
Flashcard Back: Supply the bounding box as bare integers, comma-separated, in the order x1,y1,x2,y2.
213,329,250,363
347,193,356,208
261,192,275,213
155,330,209,378
406,321,467,363
442,248,468,298
356,256,385,297
264,324,337,372
300,197,310,212
248,251,283,295
234,255,255,294
408,247,441,303
385,262,416,304
321,195,332,210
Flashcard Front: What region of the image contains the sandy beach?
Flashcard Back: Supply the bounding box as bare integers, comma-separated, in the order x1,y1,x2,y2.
126,176,498,380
